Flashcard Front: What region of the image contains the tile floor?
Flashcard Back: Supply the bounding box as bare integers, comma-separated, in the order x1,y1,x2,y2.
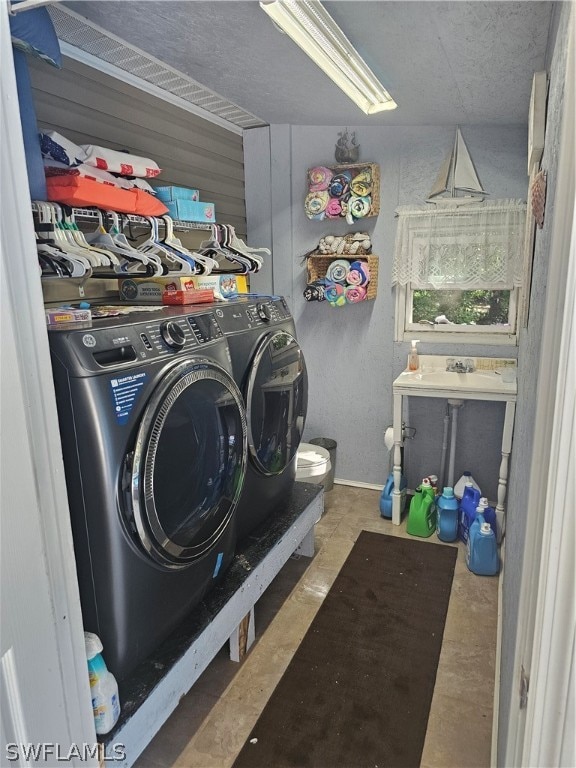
135,485,498,768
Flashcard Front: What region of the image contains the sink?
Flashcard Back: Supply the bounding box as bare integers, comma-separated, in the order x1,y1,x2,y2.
393,355,517,397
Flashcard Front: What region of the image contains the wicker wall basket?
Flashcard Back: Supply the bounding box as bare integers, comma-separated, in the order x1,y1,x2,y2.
316,232,372,256
307,254,379,301
305,162,380,221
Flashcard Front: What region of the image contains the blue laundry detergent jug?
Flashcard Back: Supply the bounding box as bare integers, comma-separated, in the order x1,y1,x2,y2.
469,496,497,539
379,472,407,519
466,514,499,576
458,483,482,543
436,487,459,542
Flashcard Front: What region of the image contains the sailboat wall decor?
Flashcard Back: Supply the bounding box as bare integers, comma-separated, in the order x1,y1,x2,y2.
427,128,487,206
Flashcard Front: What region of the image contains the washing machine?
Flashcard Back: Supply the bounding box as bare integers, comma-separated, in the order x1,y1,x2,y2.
214,296,308,542
48,305,247,681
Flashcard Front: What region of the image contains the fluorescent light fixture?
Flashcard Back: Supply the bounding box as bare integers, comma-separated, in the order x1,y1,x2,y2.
260,0,397,115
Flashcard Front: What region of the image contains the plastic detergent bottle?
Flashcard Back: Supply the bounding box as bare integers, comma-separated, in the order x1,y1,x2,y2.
407,478,436,537
436,487,459,542
454,471,481,499
379,472,407,519
458,483,482,543
474,496,498,539
466,515,499,576
85,632,121,735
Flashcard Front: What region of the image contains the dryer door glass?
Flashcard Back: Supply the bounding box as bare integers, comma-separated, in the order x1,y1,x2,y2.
245,331,308,476
130,360,247,568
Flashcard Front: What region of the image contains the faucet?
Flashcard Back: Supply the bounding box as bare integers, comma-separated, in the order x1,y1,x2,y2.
446,358,475,373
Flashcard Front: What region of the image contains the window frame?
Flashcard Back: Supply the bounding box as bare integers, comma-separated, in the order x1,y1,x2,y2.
394,283,520,345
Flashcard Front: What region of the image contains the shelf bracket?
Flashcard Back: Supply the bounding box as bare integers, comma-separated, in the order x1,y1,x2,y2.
10,0,58,15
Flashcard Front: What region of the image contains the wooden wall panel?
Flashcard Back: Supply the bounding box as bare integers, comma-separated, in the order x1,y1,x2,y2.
29,56,247,235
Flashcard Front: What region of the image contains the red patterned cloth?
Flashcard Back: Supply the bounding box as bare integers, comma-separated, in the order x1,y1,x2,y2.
81,144,161,178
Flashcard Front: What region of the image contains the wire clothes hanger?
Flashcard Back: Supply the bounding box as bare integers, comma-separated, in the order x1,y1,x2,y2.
158,215,219,275
34,202,92,278
60,205,122,271
84,210,160,276
198,225,250,274
137,216,194,275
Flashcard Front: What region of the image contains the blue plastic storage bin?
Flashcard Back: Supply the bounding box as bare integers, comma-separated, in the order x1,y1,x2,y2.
164,199,216,223
154,185,200,202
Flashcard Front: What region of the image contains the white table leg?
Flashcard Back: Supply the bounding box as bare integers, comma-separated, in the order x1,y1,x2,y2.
392,392,403,525
496,400,516,542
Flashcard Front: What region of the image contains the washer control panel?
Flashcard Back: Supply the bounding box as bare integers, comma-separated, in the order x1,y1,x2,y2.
52,309,225,373
143,318,195,356
188,313,224,344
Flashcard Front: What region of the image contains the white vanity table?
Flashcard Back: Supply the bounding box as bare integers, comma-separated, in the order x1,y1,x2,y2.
392,355,517,536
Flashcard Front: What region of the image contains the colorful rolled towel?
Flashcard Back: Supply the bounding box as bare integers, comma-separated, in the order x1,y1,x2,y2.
308,166,333,192
325,282,346,307
346,260,370,286
345,285,367,303
303,281,327,302
350,168,373,197
305,190,329,218
346,195,371,224
325,197,343,218
328,171,351,199
326,258,350,283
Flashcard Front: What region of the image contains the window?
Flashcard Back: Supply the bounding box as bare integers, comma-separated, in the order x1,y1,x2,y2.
393,200,527,344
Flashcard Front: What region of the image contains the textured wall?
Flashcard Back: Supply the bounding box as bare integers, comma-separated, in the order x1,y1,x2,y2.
497,2,572,762
246,124,527,495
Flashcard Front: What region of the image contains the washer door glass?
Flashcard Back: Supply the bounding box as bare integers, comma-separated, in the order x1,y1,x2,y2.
130,359,247,568
245,331,308,476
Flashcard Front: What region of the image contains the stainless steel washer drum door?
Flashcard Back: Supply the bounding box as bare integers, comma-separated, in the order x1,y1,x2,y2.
245,331,308,476
130,358,247,568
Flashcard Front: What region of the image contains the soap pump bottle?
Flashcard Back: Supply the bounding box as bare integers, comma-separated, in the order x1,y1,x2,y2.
408,340,420,371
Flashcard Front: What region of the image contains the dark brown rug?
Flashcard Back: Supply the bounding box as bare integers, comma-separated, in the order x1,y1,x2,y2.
233,531,457,768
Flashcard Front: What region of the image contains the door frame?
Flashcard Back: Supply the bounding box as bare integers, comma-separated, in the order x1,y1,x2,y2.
1,4,96,759
503,13,575,767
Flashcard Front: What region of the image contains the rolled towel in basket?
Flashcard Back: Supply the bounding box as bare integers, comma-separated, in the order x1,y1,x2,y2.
305,190,329,219
345,285,367,304
303,281,327,302
326,258,350,283
325,197,343,218
308,166,333,192
325,282,346,307
345,195,371,224
346,260,370,286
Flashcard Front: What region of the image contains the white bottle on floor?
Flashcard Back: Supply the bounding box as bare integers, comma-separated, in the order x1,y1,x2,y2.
85,632,121,734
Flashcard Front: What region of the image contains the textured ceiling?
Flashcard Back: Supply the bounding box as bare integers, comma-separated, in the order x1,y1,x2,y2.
62,0,554,126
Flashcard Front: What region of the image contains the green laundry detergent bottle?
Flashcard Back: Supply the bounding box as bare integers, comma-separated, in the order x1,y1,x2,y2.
407,478,437,537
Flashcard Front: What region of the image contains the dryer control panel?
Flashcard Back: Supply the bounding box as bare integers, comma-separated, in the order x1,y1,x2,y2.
215,297,291,333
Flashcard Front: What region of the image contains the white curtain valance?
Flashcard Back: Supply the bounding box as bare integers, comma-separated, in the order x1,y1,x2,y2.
392,199,527,290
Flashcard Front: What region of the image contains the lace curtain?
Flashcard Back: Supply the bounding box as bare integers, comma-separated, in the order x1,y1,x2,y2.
392,200,527,289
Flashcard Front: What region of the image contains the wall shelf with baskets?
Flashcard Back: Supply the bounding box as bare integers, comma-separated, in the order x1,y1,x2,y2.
305,162,380,223
305,254,378,306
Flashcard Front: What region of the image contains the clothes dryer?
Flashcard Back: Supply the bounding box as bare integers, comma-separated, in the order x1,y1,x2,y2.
49,306,247,681
215,297,308,542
